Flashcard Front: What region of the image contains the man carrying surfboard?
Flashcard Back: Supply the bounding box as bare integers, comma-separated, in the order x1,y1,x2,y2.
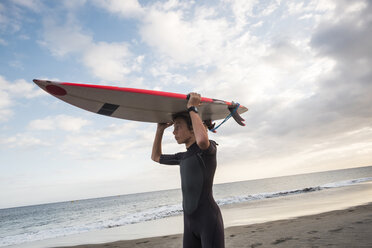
151,93,225,248
33,78,248,246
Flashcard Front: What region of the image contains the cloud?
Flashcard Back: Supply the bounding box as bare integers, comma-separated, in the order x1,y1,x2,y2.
0,0,46,36
82,42,134,81
39,19,92,57
93,0,144,18
306,0,372,125
225,0,281,25
0,38,7,45
4,79,45,99
0,91,12,122
62,0,87,10
40,14,136,82
0,76,44,122
134,1,322,99
28,115,91,132
97,1,237,66
12,0,44,12
0,3,20,33
59,122,150,160
2,114,91,150
0,133,49,148
311,1,372,62
139,5,233,66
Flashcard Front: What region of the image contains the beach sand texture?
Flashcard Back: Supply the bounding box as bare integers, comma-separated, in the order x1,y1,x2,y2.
57,203,372,248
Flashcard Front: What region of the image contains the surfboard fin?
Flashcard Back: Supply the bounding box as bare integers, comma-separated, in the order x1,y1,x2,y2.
228,102,245,126
204,120,217,133
206,102,245,133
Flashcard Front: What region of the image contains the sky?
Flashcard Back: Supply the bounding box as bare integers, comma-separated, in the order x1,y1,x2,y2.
0,0,371,209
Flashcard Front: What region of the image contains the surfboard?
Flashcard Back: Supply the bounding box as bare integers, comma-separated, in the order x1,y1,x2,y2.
33,79,248,126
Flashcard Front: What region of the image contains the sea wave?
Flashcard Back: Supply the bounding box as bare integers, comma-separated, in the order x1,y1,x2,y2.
216,177,372,206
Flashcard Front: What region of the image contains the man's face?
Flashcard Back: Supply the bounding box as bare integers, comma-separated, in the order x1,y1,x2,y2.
173,117,193,144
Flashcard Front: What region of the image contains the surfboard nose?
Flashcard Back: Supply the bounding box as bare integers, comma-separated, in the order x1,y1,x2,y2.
33,79,46,92
33,79,48,89
33,79,67,96
33,79,42,86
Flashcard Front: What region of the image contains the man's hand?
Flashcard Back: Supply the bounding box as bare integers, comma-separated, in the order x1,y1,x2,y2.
152,122,173,163
157,122,173,131
187,92,202,108
187,92,210,150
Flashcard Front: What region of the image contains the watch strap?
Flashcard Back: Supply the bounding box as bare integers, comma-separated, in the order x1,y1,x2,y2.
187,106,198,113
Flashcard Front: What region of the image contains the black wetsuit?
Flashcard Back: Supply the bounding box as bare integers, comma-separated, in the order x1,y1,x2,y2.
159,140,225,248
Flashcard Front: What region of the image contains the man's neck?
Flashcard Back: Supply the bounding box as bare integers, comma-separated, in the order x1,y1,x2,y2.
185,137,196,149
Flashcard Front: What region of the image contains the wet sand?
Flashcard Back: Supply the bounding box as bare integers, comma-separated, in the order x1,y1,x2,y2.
57,202,372,248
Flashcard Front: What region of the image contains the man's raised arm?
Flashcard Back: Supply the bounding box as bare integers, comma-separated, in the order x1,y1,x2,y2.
187,92,210,150
151,123,173,162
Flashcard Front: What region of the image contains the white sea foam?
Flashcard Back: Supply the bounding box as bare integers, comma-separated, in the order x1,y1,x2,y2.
321,177,372,188
104,204,183,228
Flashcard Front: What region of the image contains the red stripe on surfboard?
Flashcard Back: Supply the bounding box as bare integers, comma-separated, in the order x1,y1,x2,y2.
60,82,219,104
34,79,250,109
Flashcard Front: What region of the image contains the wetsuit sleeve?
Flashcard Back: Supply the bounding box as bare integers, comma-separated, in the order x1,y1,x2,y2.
159,152,184,165
201,140,217,155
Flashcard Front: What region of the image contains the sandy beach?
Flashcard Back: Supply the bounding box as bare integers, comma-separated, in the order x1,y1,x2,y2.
55,203,372,248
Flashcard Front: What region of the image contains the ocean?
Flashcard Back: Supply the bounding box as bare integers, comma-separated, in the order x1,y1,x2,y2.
1,166,372,247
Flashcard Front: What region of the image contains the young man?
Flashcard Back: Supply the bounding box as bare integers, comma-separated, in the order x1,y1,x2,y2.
151,93,225,248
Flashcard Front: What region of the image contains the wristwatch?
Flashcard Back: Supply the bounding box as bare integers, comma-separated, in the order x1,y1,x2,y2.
187,106,199,113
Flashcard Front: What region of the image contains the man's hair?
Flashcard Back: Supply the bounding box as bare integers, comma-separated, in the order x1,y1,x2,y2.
172,112,193,131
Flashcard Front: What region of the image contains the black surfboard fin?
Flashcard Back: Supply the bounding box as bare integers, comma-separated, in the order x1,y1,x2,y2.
228,102,245,126
204,119,217,133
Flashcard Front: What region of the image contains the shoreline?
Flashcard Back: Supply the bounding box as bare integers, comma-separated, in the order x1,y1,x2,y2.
7,182,372,248
57,203,372,248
